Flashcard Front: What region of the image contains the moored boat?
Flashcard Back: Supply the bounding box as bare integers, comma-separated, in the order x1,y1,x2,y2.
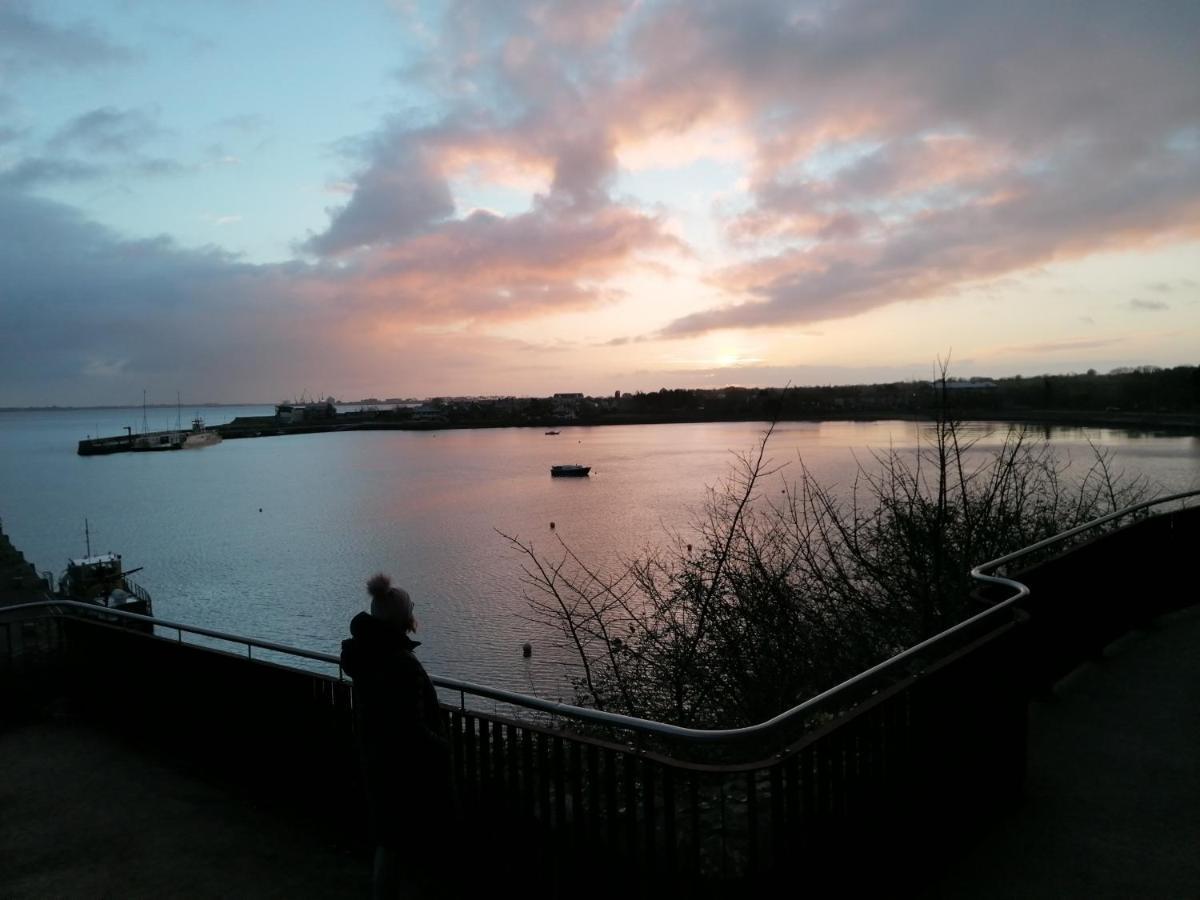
58,552,153,617
183,417,222,449
131,430,184,451
551,464,590,477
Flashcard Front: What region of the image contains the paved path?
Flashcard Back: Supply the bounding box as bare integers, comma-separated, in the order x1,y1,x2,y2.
934,605,1200,899
0,719,372,899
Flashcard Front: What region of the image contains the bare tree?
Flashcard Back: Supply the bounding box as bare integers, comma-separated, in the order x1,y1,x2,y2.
505,384,1150,729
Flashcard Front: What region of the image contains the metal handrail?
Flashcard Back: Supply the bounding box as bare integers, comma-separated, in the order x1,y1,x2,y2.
5,487,1197,745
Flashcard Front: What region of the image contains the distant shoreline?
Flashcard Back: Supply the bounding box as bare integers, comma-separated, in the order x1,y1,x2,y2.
213,408,1200,439
8,404,1197,438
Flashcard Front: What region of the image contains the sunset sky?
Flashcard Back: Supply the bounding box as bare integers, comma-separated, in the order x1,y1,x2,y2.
1,0,1197,405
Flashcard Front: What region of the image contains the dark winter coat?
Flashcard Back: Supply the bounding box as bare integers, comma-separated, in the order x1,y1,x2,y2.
340,611,451,847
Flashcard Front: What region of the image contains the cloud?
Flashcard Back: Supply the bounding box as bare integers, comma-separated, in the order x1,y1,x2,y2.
614,0,1200,336
5,0,1198,404
50,107,163,156
660,146,1200,336
305,0,1199,344
0,107,181,189
333,202,679,324
992,337,1125,356
214,114,268,135
1128,298,1169,312
301,4,686,322
203,213,243,226
304,136,455,255
0,157,104,189
0,188,378,404
1147,278,1198,294
0,2,133,76
0,183,678,405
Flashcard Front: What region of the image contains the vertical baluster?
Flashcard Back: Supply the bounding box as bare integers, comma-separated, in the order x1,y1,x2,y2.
569,740,583,829
688,774,701,879
478,714,492,805
770,759,785,871
537,731,551,823
642,758,657,879
505,722,518,814
746,768,759,876
586,742,601,848
451,710,464,793
464,714,478,809
718,777,729,880
802,744,818,860
521,727,535,819
624,752,638,866
487,719,502,811
553,736,567,827
662,764,677,878
784,753,800,842
604,748,619,855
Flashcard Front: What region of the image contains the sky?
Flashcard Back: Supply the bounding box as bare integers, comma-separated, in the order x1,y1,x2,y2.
1,0,1197,405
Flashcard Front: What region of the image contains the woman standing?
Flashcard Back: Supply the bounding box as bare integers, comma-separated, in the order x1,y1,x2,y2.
341,573,451,898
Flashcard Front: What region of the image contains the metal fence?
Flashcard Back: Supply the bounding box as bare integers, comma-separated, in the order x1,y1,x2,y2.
2,489,1197,894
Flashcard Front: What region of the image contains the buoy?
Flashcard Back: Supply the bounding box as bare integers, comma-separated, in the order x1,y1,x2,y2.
259,508,263,513
550,521,555,529
522,642,532,658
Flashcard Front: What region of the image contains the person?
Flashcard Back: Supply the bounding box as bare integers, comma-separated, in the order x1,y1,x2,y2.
341,573,452,899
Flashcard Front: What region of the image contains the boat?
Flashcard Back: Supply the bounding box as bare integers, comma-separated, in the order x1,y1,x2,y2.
131,430,183,451
58,552,153,617
183,417,222,449
130,390,183,450
545,430,561,436
551,464,590,477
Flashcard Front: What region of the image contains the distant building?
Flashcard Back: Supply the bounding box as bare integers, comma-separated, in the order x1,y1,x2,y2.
552,392,585,418
412,403,448,423
275,401,336,423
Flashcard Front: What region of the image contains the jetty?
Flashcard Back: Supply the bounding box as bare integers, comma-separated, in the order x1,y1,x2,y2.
3,497,1198,896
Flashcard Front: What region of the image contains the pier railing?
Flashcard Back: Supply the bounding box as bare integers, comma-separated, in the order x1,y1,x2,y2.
3,489,1197,894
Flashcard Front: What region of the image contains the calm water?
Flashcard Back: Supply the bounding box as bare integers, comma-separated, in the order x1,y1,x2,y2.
2,408,1198,696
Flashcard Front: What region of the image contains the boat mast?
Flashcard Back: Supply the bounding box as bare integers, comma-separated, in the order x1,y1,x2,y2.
84,518,91,557
142,389,149,434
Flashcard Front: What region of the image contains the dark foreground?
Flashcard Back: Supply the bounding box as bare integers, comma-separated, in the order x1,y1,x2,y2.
3,604,1196,898
0,719,370,899
934,603,1200,899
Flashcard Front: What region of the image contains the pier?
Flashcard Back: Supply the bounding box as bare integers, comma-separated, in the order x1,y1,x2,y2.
3,498,1198,896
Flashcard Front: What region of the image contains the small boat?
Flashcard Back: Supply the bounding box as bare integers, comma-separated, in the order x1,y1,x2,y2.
58,552,153,616
183,417,222,449
131,430,183,451
544,430,561,436
551,464,590,477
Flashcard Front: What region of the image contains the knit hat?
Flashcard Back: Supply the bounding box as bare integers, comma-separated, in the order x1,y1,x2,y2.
366,573,415,629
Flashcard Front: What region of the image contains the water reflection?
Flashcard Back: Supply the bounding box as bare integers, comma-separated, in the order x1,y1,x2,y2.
1,409,1197,696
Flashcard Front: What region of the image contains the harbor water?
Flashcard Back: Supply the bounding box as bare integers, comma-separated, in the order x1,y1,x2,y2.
1,406,1197,698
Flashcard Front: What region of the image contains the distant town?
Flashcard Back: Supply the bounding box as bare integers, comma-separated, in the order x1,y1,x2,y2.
207,365,1198,438
7,365,1199,433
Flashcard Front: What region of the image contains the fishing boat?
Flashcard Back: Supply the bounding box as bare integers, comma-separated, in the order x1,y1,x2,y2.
183,417,222,449
56,521,153,618
551,464,590,477
58,552,153,616
131,430,184,451
545,430,561,435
